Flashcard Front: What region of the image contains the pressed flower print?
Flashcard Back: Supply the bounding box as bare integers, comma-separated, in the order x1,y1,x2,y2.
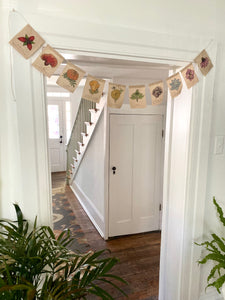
181,63,199,89
89,80,100,94
166,73,183,98
170,78,181,90
57,63,85,93
63,69,79,87
41,54,58,67
111,87,124,102
32,45,64,78
185,69,195,81
200,57,209,68
152,86,163,98
82,75,105,103
129,85,146,108
131,89,144,102
194,49,213,76
149,81,164,105
107,83,126,108
18,34,35,50
9,24,45,59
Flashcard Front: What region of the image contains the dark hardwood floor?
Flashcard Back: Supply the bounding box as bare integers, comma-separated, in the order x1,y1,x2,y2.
51,172,160,300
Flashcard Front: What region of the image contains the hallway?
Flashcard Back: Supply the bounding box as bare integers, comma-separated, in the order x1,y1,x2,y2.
52,172,161,300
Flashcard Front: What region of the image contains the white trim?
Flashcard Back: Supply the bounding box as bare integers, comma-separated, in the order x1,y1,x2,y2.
70,182,104,238
103,93,111,240
181,42,217,300
109,104,166,115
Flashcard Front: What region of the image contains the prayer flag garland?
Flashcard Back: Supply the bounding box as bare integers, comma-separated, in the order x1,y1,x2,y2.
9,23,214,108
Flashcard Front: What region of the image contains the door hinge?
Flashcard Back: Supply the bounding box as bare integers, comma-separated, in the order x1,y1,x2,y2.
159,204,162,211
162,129,164,138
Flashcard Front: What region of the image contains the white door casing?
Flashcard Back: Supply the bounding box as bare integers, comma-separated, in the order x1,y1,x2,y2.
109,114,162,237
10,12,217,300
47,100,66,172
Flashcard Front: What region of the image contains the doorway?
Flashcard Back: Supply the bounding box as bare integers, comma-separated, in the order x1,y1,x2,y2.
47,100,66,172
11,10,216,296
45,54,168,300
46,89,72,172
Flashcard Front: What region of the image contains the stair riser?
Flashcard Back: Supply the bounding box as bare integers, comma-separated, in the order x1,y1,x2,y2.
82,136,89,144
85,123,94,135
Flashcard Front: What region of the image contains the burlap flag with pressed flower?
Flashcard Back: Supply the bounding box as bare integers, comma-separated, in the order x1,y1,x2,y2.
194,49,213,76
107,83,126,108
149,81,164,105
129,85,146,108
9,24,45,59
56,63,86,93
32,45,64,78
82,75,105,103
166,72,183,98
181,63,199,89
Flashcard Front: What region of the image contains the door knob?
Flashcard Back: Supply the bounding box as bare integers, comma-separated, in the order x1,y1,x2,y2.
112,166,116,174
59,135,63,143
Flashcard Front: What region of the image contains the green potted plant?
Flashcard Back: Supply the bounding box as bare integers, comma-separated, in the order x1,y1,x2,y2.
196,197,225,297
0,204,127,299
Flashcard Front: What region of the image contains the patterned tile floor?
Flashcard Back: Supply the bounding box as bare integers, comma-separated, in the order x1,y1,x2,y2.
52,191,90,253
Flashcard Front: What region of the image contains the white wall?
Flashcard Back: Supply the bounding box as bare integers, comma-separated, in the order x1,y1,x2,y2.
71,113,105,235
1,0,225,299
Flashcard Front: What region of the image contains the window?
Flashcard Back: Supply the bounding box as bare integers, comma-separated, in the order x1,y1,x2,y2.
47,105,60,139
66,101,71,143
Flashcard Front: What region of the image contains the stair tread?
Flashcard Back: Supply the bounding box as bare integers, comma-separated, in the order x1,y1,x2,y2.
81,132,88,136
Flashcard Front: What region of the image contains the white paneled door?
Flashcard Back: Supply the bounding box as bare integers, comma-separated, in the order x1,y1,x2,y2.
109,114,163,237
47,100,66,172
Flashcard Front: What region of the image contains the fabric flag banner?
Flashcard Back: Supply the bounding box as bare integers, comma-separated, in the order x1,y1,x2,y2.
107,83,126,108
129,85,146,108
194,49,213,76
32,45,64,78
56,63,86,93
181,63,199,89
167,72,183,98
82,75,105,103
9,24,45,60
149,81,164,105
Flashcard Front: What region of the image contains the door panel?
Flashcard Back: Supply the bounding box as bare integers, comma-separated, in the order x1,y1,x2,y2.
109,114,163,237
133,116,162,232
109,117,134,236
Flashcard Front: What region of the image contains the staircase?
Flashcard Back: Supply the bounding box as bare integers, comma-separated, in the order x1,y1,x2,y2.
66,95,106,185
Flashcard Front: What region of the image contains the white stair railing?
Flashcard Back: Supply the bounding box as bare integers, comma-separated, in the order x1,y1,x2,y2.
66,95,106,184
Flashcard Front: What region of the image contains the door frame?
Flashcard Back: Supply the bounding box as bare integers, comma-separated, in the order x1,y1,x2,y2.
10,12,217,300
106,109,165,238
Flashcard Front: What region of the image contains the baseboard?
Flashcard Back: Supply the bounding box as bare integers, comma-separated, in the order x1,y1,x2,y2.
70,182,105,238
